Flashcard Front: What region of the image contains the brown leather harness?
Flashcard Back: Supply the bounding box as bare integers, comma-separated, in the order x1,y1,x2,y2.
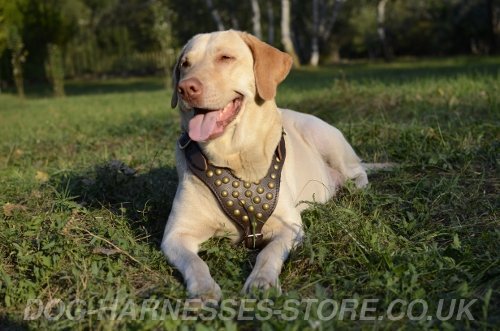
178,132,286,249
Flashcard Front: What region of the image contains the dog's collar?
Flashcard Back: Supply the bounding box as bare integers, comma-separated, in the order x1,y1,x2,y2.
178,131,286,249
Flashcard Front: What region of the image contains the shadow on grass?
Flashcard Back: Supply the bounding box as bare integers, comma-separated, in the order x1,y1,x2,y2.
0,316,28,331
65,77,165,97
55,160,178,247
283,59,500,91
3,76,166,98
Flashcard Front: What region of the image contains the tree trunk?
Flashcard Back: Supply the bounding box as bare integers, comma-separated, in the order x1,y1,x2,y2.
310,0,344,66
266,0,274,44
46,44,65,97
489,0,500,53
310,0,320,66
229,2,240,30
12,51,26,99
7,28,26,99
281,0,300,66
205,0,225,31
377,0,392,60
251,0,263,39
320,0,344,42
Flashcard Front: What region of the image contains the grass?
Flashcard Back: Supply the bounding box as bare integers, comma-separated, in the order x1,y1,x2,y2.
0,56,499,330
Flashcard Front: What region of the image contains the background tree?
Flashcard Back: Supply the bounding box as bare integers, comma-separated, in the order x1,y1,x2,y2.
309,0,346,66
266,0,275,44
152,0,175,89
7,27,27,98
250,0,263,40
45,44,65,97
1,0,27,97
281,0,300,67
205,0,225,30
376,0,392,60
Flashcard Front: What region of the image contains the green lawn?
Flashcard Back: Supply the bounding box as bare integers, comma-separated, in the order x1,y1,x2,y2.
0,57,499,330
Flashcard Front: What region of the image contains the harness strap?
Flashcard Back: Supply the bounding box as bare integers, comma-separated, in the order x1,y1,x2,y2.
179,132,286,249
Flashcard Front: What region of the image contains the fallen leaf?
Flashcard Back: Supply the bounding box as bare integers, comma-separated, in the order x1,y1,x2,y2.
3,203,27,217
35,171,49,183
448,96,458,108
13,149,24,158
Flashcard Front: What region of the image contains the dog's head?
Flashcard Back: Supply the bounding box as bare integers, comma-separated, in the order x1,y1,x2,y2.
171,30,292,142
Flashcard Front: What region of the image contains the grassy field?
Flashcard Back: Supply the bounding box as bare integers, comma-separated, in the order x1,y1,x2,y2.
0,57,499,330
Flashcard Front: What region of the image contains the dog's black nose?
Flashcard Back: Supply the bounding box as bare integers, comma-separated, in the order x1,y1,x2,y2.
178,77,203,102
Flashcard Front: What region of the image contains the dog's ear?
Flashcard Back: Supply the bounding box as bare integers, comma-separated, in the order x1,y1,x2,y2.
171,48,185,108
239,32,293,101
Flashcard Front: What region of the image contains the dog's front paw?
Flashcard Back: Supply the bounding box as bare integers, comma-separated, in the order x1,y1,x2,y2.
243,274,281,294
354,171,368,188
187,279,222,304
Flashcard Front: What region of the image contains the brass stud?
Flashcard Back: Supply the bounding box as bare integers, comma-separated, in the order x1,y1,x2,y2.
226,200,234,207
239,199,246,206
274,165,279,170
244,182,251,188
245,190,252,197
254,180,261,185
268,182,275,189
242,215,249,222
256,212,263,219
257,187,264,194
276,157,280,162
262,203,270,210
233,209,241,216
253,196,261,204
215,179,222,186
222,177,229,184
248,205,255,212
270,173,277,179
232,191,239,198
232,181,240,188
206,170,214,177
266,193,273,200
215,169,222,175
221,190,228,197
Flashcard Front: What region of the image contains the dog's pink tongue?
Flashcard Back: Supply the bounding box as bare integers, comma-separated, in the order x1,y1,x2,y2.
188,111,221,141
188,99,240,141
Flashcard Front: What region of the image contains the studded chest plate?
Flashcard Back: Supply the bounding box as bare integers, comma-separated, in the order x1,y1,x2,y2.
178,132,286,249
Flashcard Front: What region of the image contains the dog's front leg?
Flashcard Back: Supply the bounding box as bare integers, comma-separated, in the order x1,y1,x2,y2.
243,214,303,293
162,230,222,303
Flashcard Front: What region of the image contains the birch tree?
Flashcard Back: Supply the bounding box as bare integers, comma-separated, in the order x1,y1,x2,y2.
228,2,240,29
310,0,320,65
250,0,262,39
281,0,300,66
377,0,392,60
310,0,345,66
266,0,275,44
7,27,27,98
205,0,225,31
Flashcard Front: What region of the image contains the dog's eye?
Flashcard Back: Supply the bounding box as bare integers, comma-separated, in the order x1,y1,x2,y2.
180,59,190,68
219,55,235,62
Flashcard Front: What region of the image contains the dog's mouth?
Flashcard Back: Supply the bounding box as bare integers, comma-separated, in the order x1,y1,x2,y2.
188,96,243,141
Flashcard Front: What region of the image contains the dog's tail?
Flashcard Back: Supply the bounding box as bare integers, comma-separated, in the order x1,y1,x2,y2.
362,162,397,174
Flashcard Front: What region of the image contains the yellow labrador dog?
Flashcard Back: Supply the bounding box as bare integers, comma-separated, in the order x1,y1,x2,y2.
161,30,368,302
